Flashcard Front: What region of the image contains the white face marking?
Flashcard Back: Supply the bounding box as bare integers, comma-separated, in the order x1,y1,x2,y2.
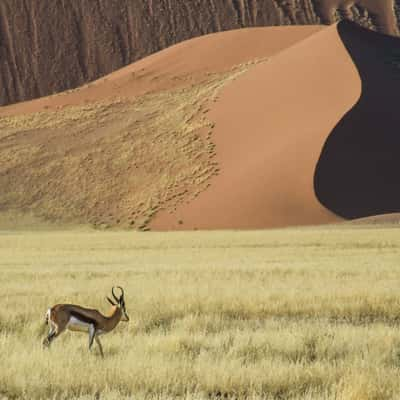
67,316,91,331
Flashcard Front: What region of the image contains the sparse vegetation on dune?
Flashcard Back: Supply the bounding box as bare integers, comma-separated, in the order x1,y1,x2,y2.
0,64,252,231
1,226,400,399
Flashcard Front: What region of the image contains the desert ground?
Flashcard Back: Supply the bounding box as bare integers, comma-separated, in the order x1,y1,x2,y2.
1,225,400,399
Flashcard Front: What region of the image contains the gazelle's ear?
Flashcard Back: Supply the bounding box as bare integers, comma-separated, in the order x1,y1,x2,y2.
106,296,116,306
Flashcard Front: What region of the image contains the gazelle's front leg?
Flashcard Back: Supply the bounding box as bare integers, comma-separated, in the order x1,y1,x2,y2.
88,324,96,351
95,336,104,358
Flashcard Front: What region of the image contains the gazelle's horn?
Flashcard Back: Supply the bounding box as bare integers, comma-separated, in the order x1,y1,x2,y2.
106,296,116,306
112,287,119,303
116,286,124,300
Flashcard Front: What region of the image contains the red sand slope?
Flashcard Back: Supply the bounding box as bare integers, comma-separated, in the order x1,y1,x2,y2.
0,26,322,117
151,23,362,230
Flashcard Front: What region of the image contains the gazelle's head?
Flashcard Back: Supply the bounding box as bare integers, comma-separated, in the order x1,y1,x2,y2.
107,286,129,322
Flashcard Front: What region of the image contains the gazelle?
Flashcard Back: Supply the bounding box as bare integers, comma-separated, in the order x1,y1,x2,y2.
43,286,129,357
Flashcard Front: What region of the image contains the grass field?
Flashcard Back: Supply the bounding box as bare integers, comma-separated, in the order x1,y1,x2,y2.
1,225,400,399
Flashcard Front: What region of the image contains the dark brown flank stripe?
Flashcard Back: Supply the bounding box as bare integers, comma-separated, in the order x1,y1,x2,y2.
70,311,98,328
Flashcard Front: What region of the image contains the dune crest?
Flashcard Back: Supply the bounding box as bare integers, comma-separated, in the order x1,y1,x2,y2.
0,27,322,117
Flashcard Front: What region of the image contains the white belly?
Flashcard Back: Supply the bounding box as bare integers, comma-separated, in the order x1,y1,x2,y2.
67,316,91,332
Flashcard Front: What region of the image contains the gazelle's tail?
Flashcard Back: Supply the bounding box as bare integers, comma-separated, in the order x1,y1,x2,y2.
45,308,51,325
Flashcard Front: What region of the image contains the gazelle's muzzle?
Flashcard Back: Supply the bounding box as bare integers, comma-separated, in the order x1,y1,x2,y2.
122,311,130,322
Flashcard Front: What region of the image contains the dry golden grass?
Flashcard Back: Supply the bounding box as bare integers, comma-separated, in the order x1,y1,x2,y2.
0,65,251,231
1,225,400,399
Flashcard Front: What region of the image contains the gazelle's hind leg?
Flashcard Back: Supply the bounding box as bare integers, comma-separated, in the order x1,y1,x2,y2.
43,308,67,348
95,336,104,358
42,324,65,348
42,326,56,347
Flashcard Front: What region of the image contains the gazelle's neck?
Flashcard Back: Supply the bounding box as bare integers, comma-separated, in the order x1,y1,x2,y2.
104,306,122,331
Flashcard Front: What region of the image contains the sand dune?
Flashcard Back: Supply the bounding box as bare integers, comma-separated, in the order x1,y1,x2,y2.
0,26,322,230
152,21,400,230
2,21,400,230
151,22,362,230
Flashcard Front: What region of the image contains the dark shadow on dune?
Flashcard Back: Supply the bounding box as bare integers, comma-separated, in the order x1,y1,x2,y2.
314,20,400,219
